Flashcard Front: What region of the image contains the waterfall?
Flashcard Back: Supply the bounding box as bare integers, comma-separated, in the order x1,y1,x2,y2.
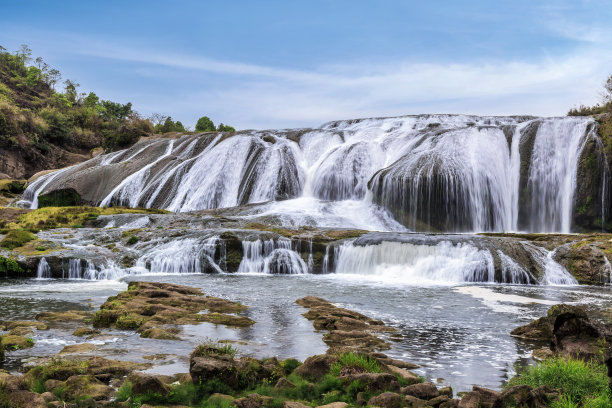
539,249,578,285
238,239,308,274
64,259,123,280
20,115,604,234
526,118,592,232
333,240,497,284
134,237,222,274
36,257,51,279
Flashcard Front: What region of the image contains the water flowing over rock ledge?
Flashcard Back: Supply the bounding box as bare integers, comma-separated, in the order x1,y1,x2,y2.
15,114,611,234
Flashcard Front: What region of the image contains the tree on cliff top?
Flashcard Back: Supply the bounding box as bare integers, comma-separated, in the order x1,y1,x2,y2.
195,116,215,132
568,73,612,116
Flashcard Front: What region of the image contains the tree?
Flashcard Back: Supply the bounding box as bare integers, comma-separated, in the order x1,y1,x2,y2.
604,74,612,104
83,92,99,108
46,68,61,90
217,123,235,132
63,79,80,103
195,116,215,132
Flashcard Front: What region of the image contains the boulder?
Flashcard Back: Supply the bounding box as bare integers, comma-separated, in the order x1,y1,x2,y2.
404,395,431,407
493,385,557,408
401,382,439,400
341,372,400,393
233,393,273,408
284,402,311,408
294,354,338,381
64,374,114,401
127,372,171,396
458,386,500,408
4,390,47,408
367,391,404,408
315,403,348,408
190,355,237,387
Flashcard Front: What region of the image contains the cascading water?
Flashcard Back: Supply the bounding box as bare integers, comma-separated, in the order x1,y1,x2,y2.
64,259,123,280
21,115,603,234
333,240,497,284
134,237,222,274
36,257,51,279
238,239,308,274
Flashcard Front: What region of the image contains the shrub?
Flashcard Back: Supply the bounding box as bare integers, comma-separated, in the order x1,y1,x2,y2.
191,341,237,359
329,352,382,377
126,235,138,245
508,357,611,406
0,229,35,249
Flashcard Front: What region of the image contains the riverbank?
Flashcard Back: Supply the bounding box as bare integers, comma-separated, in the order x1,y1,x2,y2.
2,282,611,407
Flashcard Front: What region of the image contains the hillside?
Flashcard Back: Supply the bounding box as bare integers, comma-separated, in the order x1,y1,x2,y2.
0,45,152,179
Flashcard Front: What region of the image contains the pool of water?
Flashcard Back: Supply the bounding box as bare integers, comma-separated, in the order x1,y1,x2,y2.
1,274,611,392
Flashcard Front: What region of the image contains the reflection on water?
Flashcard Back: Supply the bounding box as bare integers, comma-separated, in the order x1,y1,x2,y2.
1,275,611,392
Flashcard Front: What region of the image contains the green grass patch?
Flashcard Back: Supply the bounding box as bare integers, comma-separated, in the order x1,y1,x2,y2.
329,352,382,377
0,229,35,249
509,357,611,407
191,341,237,359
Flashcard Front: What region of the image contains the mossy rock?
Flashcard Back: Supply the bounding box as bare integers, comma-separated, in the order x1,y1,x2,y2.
92,309,120,328
2,334,34,350
37,188,83,208
140,327,181,340
114,313,143,330
36,310,93,322
72,327,100,337
0,229,36,249
0,255,26,275
198,312,255,327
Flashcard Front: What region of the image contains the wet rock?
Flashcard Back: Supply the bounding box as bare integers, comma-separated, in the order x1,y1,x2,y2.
367,391,405,408
1,334,33,350
371,353,420,370
64,374,114,401
36,310,93,322
4,390,47,408
553,240,612,285
458,386,500,408
293,354,338,381
404,395,430,407
341,372,400,393
60,343,96,353
440,399,460,408
92,281,252,335
493,385,557,408
199,312,255,327
24,356,149,383
428,395,451,408
5,320,48,330
190,355,238,387
140,327,182,340
73,327,100,337
387,365,421,385
127,372,171,396
510,317,553,342
438,386,453,397
511,303,612,361
233,393,273,408
401,382,439,400
296,296,392,352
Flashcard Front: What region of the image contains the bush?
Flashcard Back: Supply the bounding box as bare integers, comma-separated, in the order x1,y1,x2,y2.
126,235,138,245
0,228,35,249
196,116,215,132
329,352,382,377
191,341,237,359
508,357,611,406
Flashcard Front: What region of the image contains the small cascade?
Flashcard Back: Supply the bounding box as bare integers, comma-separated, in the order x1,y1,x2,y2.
238,239,308,274
497,250,533,284
333,240,496,284
65,259,123,280
603,256,612,287
134,237,222,274
36,257,51,279
540,249,578,285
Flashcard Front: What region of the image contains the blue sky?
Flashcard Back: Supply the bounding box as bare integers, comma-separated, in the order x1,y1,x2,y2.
2,0,612,129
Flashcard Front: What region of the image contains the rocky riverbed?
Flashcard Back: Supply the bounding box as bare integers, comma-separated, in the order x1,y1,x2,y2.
2,281,610,407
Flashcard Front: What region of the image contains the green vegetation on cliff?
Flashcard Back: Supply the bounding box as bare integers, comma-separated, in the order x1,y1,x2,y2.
0,44,153,156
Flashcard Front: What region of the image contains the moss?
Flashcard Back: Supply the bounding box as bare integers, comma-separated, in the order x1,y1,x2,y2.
199,313,255,327
92,309,120,328
8,206,167,232
0,255,25,275
37,188,83,208
0,228,35,249
115,313,143,330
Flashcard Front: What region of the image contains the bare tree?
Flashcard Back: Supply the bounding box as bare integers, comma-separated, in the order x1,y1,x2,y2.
604,74,612,104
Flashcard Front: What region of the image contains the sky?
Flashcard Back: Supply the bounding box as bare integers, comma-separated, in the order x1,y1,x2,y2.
2,0,612,130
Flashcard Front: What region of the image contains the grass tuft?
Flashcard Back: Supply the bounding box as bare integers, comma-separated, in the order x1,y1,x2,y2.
329,352,382,377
